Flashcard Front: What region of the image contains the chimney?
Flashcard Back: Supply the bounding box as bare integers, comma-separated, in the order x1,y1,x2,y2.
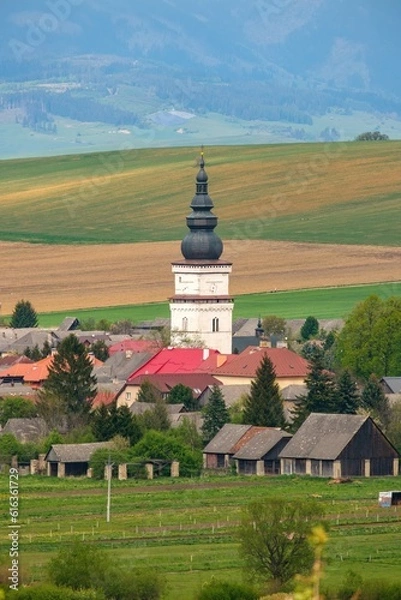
203,348,210,361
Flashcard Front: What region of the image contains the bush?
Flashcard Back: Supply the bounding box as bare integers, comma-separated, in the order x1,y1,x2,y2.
89,448,130,480
7,584,104,599
133,430,203,477
195,580,258,600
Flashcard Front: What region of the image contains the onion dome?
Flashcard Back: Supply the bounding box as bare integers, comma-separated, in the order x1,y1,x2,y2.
181,152,223,260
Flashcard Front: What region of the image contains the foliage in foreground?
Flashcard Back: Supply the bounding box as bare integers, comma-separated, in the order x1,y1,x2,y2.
239,499,323,590
5,584,103,600
47,541,165,600
195,580,258,600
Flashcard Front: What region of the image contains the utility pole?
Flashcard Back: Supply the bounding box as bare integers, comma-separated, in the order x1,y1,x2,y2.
106,453,113,523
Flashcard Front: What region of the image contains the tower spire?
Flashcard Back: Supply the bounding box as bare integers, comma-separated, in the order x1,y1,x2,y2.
181,149,223,260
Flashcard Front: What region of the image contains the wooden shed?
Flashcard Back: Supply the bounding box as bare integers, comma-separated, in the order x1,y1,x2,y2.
279,413,400,478
233,428,292,475
203,424,253,469
45,442,112,477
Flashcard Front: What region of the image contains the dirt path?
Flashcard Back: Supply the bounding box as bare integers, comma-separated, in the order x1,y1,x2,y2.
1,240,401,314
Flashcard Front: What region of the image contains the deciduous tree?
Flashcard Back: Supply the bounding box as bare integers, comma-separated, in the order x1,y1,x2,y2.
239,498,322,590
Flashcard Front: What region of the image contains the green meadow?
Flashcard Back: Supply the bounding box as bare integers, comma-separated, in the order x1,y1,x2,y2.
1,475,401,599
0,141,401,246
34,282,401,327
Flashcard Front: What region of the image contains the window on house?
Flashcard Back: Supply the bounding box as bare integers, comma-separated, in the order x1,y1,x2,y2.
182,317,188,331
125,392,131,400
212,317,219,332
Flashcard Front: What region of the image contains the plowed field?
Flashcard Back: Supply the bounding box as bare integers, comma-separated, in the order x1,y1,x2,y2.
1,240,401,314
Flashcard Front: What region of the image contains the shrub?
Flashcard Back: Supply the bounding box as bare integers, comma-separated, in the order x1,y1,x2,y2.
195,580,258,600
7,584,104,599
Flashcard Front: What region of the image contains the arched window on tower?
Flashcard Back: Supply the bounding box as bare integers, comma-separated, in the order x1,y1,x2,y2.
182,317,188,331
212,317,219,332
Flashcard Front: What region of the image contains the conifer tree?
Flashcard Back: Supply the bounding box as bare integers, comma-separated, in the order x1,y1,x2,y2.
243,355,285,427
335,369,360,414
10,299,38,328
292,350,336,430
361,374,390,429
137,379,162,403
201,385,230,443
168,383,198,411
39,334,97,429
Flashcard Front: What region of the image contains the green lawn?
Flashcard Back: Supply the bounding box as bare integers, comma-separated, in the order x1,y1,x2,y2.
33,282,401,327
1,475,401,599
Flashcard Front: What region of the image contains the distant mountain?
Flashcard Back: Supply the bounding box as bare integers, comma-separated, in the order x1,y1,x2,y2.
0,1,400,158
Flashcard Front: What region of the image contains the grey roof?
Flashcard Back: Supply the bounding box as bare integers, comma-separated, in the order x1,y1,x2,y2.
94,351,153,383
381,377,401,394
2,418,48,443
46,442,113,463
279,413,369,460
3,331,59,354
219,384,251,407
203,423,251,454
0,383,36,398
130,402,185,416
234,428,292,460
57,317,80,331
170,412,203,432
281,384,307,400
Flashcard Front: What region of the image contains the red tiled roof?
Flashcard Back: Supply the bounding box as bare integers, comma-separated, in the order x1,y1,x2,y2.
0,362,35,379
231,426,267,454
127,348,221,381
91,390,118,409
214,346,309,378
108,339,159,356
0,355,33,368
1,354,104,385
127,373,221,396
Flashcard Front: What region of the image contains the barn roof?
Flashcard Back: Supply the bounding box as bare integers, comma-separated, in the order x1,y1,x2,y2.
234,428,292,460
279,413,369,460
45,442,113,463
203,423,252,454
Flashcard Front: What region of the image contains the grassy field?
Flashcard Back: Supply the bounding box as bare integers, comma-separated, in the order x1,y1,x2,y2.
1,141,401,246
1,475,401,598
33,282,401,327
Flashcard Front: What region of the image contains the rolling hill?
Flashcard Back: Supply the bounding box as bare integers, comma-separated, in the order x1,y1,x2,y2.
0,141,400,247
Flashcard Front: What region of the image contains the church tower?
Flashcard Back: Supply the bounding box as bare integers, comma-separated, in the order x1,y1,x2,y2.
170,152,233,354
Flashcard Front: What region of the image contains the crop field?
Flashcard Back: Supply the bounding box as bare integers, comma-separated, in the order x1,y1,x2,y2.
1,142,401,319
2,240,401,318
1,475,401,599
1,142,401,246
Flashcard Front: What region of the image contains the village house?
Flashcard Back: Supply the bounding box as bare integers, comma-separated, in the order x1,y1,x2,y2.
212,346,309,388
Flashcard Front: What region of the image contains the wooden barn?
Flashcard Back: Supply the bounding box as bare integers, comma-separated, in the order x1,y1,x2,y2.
233,428,292,476
203,424,252,469
45,442,112,477
279,413,400,478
